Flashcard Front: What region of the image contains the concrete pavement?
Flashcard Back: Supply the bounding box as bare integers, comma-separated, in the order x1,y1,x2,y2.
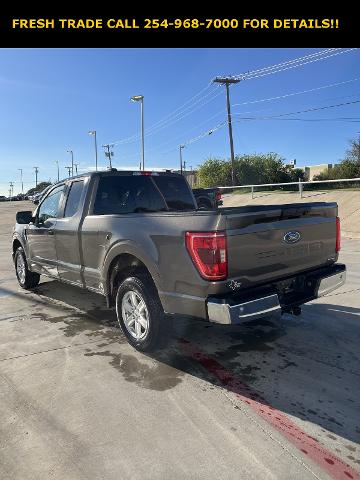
0,201,359,479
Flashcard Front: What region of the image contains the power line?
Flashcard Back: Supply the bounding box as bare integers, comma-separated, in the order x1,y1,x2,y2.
112,85,222,146
233,99,360,120
237,48,340,78
237,49,357,81
107,49,357,148
238,117,360,123
158,100,360,156
137,50,357,142
111,82,217,146
232,77,360,107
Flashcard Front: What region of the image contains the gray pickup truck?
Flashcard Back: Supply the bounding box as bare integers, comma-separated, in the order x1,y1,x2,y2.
13,170,346,351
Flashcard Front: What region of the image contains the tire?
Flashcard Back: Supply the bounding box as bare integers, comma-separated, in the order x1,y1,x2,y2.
14,246,40,289
115,273,167,352
197,200,212,210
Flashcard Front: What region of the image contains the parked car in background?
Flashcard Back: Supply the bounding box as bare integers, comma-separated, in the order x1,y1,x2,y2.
32,185,53,204
193,187,223,209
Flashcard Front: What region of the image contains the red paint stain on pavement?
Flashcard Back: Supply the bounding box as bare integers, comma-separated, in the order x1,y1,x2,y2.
179,338,360,480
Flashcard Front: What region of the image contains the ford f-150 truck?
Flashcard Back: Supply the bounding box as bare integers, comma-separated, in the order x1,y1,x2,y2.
12,170,346,351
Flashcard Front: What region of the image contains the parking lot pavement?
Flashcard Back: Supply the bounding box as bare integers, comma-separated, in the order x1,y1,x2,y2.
0,202,359,480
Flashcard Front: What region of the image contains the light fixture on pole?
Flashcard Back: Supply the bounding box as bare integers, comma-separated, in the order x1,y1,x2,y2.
67,150,74,176
179,145,185,175
54,161,60,181
88,130,98,171
33,167,39,187
18,168,23,194
130,95,145,170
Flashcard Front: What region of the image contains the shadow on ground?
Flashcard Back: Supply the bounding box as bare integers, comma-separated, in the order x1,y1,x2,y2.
2,279,360,448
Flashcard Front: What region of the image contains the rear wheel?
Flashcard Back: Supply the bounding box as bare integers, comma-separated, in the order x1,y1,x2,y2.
14,246,40,289
197,200,212,210
115,274,168,352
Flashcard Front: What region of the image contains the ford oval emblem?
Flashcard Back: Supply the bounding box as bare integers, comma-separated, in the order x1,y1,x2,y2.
283,231,301,244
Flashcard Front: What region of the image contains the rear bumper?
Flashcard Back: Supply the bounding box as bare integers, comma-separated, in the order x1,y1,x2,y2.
207,263,346,325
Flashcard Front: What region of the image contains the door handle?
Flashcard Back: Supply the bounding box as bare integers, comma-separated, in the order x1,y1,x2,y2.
48,229,55,235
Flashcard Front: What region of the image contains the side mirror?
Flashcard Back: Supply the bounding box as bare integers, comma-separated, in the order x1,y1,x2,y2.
16,211,34,224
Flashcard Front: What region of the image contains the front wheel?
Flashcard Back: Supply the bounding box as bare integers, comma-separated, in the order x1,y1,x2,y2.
115,274,168,352
14,246,40,289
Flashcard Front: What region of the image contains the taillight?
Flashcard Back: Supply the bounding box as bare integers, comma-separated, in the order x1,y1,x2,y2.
336,216,341,253
186,231,227,280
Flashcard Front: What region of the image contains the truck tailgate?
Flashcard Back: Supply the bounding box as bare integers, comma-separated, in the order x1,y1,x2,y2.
225,203,338,287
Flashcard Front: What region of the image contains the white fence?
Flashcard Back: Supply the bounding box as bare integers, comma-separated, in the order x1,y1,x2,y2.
218,177,360,199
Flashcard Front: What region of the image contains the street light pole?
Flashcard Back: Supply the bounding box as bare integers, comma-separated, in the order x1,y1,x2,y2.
65,166,72,177
67,150,74,176
130,95,145,170
18,168,23,194
179,145,185,175
213,76,240,186
88,130,98,171
33,167,39,187
74,163,79,175
55,161,60,181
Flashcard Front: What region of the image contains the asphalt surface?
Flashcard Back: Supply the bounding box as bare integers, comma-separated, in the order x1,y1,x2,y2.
0,201,359,480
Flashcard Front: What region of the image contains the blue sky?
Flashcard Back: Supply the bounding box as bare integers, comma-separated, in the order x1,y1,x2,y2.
0,48,359,195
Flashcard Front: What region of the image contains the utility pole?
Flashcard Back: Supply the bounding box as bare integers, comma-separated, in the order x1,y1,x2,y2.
55,161,60,181
65,166,72,177
213,76,240,186
88,131,98,171
33,167,39,187
67,150,74,176
9,182,14,199
179,145,185,175
74,163,79,175
183,160,186,172
103,144,114,169
18,169,23,194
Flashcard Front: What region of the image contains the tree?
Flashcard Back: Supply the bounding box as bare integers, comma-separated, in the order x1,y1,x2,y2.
314,137,360,181
26,181,52,196
345,137,360,163
198,158,229,187
197,153,294,187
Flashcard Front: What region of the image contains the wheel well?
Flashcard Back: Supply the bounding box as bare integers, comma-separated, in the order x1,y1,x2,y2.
107,254,154,307
12,239,22,255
